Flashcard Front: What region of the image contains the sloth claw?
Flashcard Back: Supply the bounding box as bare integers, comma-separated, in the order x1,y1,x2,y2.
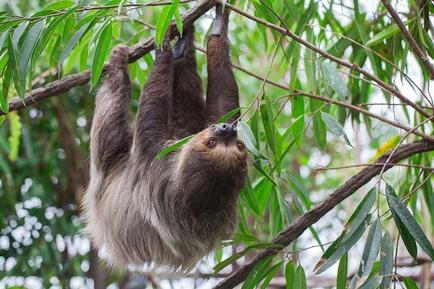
110,45,129,66
212,4,224,36
173,37,187,59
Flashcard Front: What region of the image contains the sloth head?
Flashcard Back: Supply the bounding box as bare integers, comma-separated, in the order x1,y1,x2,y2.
180,123,248,173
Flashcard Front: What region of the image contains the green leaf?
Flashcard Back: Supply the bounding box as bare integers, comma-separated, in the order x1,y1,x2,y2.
366,19,414,47
358,275,381,289
216,107,241,123
337,253,348,289
8,111,21,161
314,214,371,274
386,184,434,259
321,111,352,147
155,135,194,160
260,101,277,155
403,277,419,289
321,61,350,99
0,66,11,113
238,121,267,159
91,22,112,88
174,8,183,36
0,30,7,50
357,219,381,277
241,256,273,289
19,20,45,87
294,266,307,289
343,188,376,240
58,22,92,66
7,34,25,98
380,231,393,289
155,0,180,47
44,0,75,10
260,261,282,289
285,260,295,289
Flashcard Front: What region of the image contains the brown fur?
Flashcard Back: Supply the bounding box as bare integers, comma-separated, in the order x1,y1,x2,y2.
83,7,247,271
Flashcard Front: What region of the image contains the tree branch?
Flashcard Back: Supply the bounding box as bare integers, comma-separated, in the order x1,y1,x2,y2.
2,0,217,116
213,140,434,289
225,3,433,119
380,0,434,79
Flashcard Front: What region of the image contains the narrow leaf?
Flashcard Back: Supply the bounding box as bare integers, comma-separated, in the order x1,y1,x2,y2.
58,22,91,66
357,219,381,277
321,111,352,147
337,253,348,289
156,135,193,160
403,277,419,289
321,61,350,99
91,22,112,87
386,184,434,259
285,260,295,289
315,215,371,274
380,231,393,289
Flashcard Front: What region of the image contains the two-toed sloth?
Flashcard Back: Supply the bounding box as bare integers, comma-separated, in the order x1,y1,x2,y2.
83,5,247,271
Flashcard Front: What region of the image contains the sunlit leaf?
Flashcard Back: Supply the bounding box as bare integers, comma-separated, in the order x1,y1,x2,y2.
8,111,21,161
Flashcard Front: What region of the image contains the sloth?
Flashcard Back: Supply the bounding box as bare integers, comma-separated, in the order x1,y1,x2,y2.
83,5,247,271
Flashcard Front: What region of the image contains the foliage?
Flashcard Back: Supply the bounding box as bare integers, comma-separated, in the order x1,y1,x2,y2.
0,0,433,288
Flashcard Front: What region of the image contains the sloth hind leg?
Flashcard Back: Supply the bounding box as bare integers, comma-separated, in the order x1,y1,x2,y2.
90,45,132,173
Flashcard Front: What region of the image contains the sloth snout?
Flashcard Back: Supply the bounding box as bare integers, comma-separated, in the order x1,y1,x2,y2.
214,123,237,138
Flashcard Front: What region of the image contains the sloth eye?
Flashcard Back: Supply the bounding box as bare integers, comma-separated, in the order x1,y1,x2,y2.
236,141,245,151
207,138,217,148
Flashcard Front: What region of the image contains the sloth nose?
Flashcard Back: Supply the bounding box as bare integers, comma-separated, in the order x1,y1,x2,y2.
215,123,237,137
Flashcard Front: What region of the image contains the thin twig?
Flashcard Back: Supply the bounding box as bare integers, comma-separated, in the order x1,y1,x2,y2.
225,2,433,119
380,0,434,79
315,163,433,172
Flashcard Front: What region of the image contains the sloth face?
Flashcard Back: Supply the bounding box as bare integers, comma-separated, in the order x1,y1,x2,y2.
188,123,248,171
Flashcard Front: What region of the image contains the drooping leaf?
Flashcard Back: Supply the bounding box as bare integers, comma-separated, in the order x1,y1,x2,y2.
174,8,183,37
343,188,376,240
321,61,350,99
238,121,267,159
58,22,92,66
285,260,295,289
91,22,112,88
315,215,371,274
8,111,21,161
19,20,45,88
294,266,307,289
155,0,180,47
321,111,353,147
241,256,273,289
403,277,419,289
357,219,381,277
337,253,348,289
358,275,381,289
386,184,434,259
380,231,393,289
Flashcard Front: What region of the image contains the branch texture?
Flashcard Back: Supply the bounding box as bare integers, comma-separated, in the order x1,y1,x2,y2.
214,140,434,289
2,0,217,116
380,0,434,79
